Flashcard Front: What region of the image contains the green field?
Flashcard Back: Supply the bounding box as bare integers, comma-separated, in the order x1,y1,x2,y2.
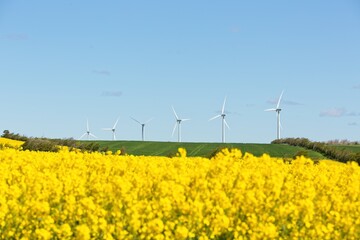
331,145,360,153
86,140,326,159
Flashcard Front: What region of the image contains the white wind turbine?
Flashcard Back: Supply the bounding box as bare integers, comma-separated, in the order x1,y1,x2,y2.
265,90,284,140
79,119,97,140
131,117,153,141
102,117,119,141
172,106,190,142
209,97,230,143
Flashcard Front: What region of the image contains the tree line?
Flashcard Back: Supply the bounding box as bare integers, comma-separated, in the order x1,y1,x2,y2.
1,130,108,152
272,138,360,163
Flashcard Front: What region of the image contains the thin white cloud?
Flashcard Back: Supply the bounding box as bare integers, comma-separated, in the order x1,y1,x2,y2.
267,99,277,105
101,91,122,97
320,108,347,117
229,26,240,33
245,103,256,108
267,99,302,106
347,112,360,117
283,100,302,106
2,33,28,41
319,108,360,118
93,70,111,76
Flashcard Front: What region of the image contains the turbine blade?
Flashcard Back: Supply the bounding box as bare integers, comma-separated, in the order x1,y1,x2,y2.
86,119,89,132
172,122,177,137
209,115,221,121
182,118,190,121
79,133,87,140
222,96,227,114
224,119,230,129
131,117,141,125
102,128,112,131
113,118,119,129
265,108,276,112
279,113,283,129
145,118,153,124
277,90,284,109
172,106,179,120
90,133,97,138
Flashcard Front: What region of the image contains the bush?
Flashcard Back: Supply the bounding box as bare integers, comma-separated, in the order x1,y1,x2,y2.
293,150,308,159
2,130,105,153
350,153,360,163
118,147,126,155
22,138,59,152
206,146,235,159
272,138,360,164
2,130,28,141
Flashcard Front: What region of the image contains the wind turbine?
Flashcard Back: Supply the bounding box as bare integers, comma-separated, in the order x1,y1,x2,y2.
131,117,153,141
209,97,230,143
79,119,97,140
172,106,190,142
265,90,284,140
102,117,119,141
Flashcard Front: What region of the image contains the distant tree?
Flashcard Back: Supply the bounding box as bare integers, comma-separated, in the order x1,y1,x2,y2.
22,138,59,152
1,130,28,141
2,130,10,138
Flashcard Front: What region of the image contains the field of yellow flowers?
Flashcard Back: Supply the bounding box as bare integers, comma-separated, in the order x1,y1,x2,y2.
1,137,360,239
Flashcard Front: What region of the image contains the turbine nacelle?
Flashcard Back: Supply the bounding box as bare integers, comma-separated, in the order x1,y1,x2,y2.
172,106,190,142
131,117,152,141
79,119,97,140
265,90,284,140
209,97,229,143
103,117,119,141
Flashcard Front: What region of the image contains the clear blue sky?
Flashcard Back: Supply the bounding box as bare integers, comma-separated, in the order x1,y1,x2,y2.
1,0,359,143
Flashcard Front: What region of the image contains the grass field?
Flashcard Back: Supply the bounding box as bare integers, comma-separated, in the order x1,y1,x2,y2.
86,140,326,159
331,145,360,153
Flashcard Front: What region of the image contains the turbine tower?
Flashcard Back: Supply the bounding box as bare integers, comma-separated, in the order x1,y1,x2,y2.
209,97,230,143
265,90,284,140
172,106,190,142
102,117,119,141
131,117,153,141
79,119,97,140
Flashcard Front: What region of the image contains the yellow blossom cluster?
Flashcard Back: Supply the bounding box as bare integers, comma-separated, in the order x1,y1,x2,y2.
0,137,24,149
0,146,360,239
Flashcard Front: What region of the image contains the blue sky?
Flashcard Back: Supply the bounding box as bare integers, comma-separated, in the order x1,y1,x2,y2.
0,0,359,143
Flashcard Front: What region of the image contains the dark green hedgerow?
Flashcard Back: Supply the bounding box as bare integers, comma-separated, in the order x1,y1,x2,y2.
1,130,105,153
272,138,360,163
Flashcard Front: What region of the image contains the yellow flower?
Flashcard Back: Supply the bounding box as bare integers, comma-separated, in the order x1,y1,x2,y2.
175,225,188,239
76,224,90,240
35,228,52,240
148,218,164,233
0,146,360,239
176,147,187,157
59,223,72,238
0,137,24,149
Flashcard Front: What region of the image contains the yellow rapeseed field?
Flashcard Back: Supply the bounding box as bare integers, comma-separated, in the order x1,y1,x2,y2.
0,138,360,239
0,137,24,149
